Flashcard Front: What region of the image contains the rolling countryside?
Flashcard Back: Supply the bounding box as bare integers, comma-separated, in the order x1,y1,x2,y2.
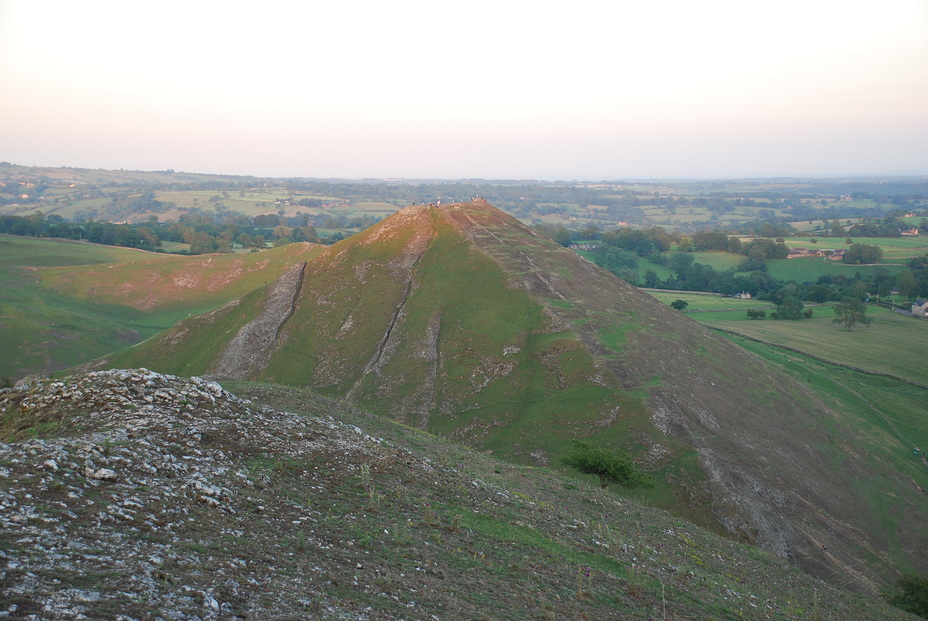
2,171,927,619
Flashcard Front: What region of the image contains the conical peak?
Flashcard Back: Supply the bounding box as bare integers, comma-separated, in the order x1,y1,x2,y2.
348,198,515,255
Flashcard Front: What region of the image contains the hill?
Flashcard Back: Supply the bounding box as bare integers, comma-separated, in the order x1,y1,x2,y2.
95,200,928,595
0,236,324,382
0,370,915,619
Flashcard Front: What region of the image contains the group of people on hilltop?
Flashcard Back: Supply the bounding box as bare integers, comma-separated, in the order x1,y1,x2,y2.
424,196,485,208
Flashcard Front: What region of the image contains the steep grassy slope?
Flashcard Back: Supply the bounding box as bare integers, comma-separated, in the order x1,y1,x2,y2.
99,201,928,594
721,334,928,570
0,371,916,620
0,236,323,381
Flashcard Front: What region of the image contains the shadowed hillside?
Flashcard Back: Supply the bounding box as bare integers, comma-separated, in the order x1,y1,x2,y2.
98,200,928,594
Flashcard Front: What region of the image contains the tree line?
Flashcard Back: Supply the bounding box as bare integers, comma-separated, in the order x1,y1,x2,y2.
0,210,378,254
565,224,928,303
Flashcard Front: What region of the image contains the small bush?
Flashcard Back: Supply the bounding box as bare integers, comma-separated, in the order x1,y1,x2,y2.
884,573,928,618
562,441,652,490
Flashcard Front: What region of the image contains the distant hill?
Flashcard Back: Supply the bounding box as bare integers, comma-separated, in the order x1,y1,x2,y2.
5,162,927,237
95,200,928,595
0,370,915,619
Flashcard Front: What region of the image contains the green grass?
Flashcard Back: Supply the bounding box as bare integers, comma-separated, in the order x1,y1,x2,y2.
0,236,320,381
691,304,927,386
0,235,144,267
646,290,772,311
209,380,909,620
0,253,163,380
110,286,270,376
720,335,928,568
767,257,908,283
634,256,675,281
688,251,744,271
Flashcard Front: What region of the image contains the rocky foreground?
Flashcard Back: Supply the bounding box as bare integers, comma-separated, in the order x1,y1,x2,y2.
0,370,914,619
0,369,410,619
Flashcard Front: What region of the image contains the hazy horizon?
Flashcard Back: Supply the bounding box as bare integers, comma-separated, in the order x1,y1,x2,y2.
2,1,926,181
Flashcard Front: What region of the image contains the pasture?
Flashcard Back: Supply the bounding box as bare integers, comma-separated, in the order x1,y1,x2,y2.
645,290,772,312
591,236,926,288
687,251,743,271
765,257,906,283
0,237,160,382
692,303,928,387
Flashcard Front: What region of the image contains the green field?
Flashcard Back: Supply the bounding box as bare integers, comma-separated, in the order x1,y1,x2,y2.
646,290,773,311
765,257,907,283
585,235,927,289
0,238,159,381
651,291,928,387
647,288,928,550
688,251,744,271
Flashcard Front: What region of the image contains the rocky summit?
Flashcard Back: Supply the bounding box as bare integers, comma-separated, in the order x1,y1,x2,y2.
0,370,913,620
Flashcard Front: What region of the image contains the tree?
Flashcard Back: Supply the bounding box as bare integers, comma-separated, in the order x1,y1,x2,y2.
896,270,917,298
774,296,805,320
883,573,928,618
561,441,652,490
746,309,766,320
670,299,689,310
832,297,872,330
844,243,883,265
643,269,660,288
692,230,728,251
668,253,694,273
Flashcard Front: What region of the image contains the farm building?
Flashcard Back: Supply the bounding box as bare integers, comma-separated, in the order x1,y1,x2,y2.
913,300,928,318
787,248,820,259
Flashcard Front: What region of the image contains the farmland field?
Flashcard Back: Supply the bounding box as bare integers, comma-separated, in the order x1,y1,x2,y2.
765,257,907,283
687,251,743,271
645,290,772,311
680,301,928,386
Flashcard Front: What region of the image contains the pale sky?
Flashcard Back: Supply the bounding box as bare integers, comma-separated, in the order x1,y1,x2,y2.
1,0,927,180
